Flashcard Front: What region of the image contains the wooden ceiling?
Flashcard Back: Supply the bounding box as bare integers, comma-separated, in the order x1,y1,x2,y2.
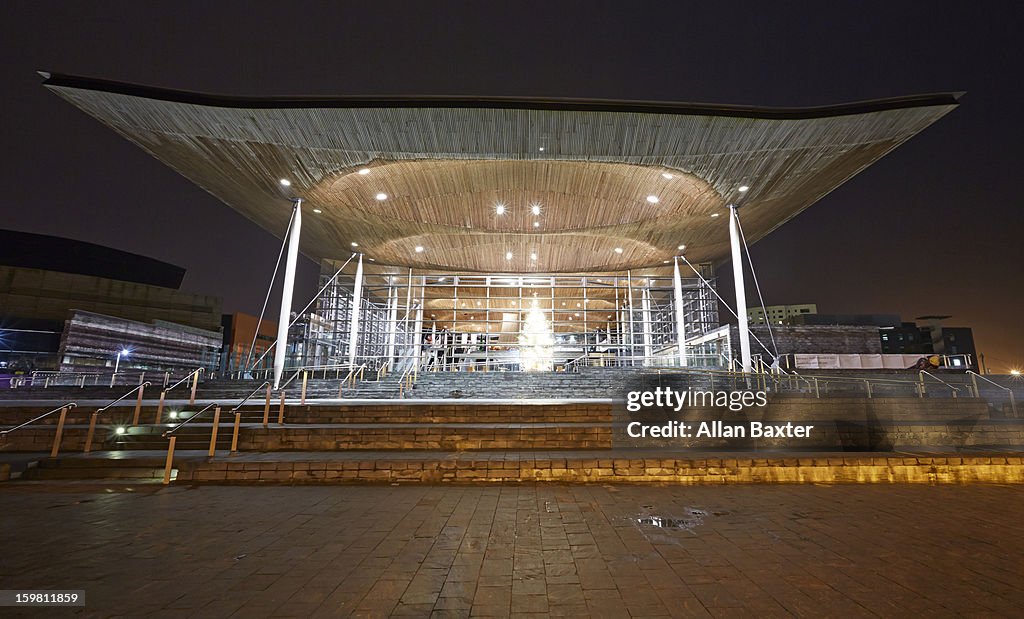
42,74,959,273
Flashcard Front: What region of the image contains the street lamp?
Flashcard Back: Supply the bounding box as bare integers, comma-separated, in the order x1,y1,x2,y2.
114,348,130,373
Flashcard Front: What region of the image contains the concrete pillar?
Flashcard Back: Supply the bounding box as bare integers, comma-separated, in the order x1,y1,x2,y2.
673,257,688,367
728,204,752,373
273,199,301,390
347,254,364,368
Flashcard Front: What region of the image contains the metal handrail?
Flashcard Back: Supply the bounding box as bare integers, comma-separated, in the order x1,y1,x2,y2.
0,403,77,435
919,370,961,394
278,369,303,391
231,381,271,413
96,382,152,413
163,402,219,436
966,370,1013,393
967,370,1017,416
164,368,204,393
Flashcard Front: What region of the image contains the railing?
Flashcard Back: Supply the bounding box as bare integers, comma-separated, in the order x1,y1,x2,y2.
919,370,962,398
230,381,274,428
397,365,418,398
83,382,152,452
154,368,204,423
337,364,366,398
0,402,77,457
967,370,1018,417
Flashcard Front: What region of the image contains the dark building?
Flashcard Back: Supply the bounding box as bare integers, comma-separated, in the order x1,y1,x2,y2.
786,312,977,368
0,229,222,373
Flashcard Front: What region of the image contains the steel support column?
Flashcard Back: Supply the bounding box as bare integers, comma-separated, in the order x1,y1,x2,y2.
728,204,752,373
347,254,364,368
673,257,688,367
273,199,301,390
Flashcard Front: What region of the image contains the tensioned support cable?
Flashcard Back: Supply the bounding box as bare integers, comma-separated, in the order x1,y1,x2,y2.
735,214,779,360
677,253,775,357
247,252,357,371
244,207,296,372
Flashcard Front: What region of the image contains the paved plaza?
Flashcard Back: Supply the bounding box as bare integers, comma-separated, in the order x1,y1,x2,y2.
1,482,1023,617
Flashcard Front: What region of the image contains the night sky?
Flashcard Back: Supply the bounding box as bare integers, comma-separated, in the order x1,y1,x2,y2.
1,1,1021,372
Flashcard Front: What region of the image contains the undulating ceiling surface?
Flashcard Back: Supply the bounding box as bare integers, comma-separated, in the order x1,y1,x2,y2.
42,73,959,274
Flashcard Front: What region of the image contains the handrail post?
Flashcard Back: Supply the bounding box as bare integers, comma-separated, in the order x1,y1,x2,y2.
300,370,308,405
970,372,979,398
132,382,146,426
190,370,199,405
917,382,924,398
263,383,271,428
865,380,872,399
49,406,68,458
162,436,176,485
156,390,166,424
813,378,820,399
208,407,221,458
84,412,98,453
231,412,241,454
278,391,286,425
919,372,926,396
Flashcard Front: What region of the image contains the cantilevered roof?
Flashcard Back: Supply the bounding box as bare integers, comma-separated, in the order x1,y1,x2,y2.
41,72,959,273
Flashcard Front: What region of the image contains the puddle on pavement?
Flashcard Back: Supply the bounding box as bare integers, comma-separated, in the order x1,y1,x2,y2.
635,508,708,531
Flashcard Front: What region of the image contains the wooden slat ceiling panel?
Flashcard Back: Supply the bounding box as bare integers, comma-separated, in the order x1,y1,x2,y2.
45,81,957,273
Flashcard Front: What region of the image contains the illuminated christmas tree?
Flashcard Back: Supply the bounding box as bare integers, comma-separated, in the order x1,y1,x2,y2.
518,299,554,371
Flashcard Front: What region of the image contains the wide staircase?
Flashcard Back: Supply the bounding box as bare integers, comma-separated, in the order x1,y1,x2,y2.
2,367,1023,484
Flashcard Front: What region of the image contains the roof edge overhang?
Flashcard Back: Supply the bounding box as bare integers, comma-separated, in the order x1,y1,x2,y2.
39,71,962,119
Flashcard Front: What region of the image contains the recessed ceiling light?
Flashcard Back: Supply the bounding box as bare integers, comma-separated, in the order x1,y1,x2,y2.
533,221,540,228
711,213,720,218
738,185,749,192
495,203,506,215
415,246,425,253
351,242,359,247
576,303,581,307
530,252,537,260
662,173,673,179
561,302,566,306
646,195,659,204
568,316,573,321
531,204,542,216
538,147,545,152
312,208,322,214
279,179,291,187
375,193,388,201
614,247,624,254
678,244,686,250
476,301,481,306
574,313,580,317
358,168,370,175
505,251,513,260
368,258,375,261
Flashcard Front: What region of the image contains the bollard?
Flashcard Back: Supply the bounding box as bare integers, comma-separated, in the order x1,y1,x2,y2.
162,436,177,485
263,383,271,428
50,406,68,458
278,391,286,425
190,370,199,405
155,390,167,424
231,412,241,454
132,382,145,426
301,371,308,405
84,412,98,453
208,407,221,457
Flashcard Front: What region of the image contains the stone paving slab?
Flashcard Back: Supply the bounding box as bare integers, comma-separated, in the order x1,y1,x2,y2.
0,483,1021,617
